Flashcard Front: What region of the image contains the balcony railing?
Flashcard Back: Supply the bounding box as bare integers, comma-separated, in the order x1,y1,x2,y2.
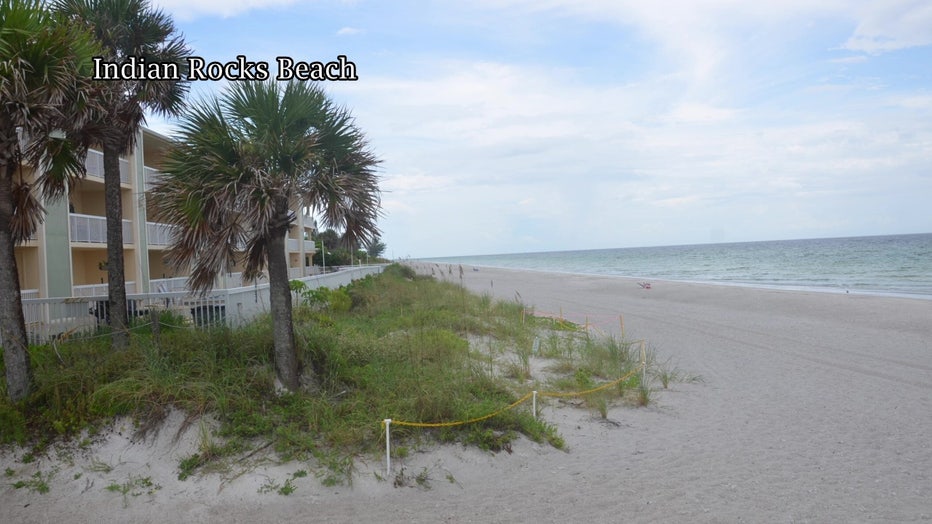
70,213,133,244
304,240,316,252
284,239,317,252
146,221,177,246
151,276,189,293
144,167,162,191
73,281,136,297
22,289,39,300
85,149,131,185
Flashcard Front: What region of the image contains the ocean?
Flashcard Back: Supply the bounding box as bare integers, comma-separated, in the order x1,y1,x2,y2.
423,233,932,299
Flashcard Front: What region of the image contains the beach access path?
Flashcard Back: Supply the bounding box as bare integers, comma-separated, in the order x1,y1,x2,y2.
2,265,930,523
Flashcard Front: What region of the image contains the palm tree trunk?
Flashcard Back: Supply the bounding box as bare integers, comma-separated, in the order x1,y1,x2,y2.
103,144,129,350
0,163,34,401
267,208,301,391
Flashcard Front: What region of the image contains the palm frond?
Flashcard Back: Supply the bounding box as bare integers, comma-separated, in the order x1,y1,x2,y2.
9,180,44,244
151,79,381,293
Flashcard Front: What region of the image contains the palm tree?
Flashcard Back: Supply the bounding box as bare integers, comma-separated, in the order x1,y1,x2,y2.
0,0,100,401
365,237,387,259
54,0,190,350
150,80,381,391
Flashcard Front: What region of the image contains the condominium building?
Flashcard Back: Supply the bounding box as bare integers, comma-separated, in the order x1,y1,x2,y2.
14,127,319,299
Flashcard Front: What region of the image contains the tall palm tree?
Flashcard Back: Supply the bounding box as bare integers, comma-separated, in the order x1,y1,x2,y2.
0,0,100,401
150,80,381,391
54,0,190,350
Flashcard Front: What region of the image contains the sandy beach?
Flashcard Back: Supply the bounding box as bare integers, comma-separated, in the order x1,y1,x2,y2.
3,265,931,522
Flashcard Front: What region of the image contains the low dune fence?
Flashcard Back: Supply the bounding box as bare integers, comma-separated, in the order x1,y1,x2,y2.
381,357,646,477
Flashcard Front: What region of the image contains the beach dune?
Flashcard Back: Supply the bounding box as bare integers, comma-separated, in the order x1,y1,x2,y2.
3,265,930,522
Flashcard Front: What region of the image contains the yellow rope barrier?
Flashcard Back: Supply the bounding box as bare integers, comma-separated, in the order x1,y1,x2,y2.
385,364,644,428
388,392,534,428
538,367,640,399
380,363,646,476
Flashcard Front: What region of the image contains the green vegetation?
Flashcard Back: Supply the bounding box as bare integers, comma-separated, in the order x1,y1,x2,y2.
258,470,306,495
0,264,680,484
11,469,54,494
105,475,161,508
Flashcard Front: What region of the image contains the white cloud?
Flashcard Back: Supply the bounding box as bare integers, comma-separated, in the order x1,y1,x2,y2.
332,51,932,255
336,26,363,36
843,0,932,54
887,95,932,109
153,0,300,20
665,103,737,124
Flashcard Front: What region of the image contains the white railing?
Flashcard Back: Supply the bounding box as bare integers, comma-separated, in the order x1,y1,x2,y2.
85,149,131,185
151,276,189,293
84,149,102,177
69,213,133,244
147,221,176,246
22,289,39,300
303,240,316,252
11,265,386,344
18,291,226,345
73,281,136,297
286,238,300,252
144,167,162,190
21,297,99,344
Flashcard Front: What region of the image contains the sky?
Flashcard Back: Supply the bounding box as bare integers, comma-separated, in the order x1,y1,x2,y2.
146,0,932,258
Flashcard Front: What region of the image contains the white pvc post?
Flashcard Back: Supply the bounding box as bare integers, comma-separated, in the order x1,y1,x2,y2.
532,391,537,419
384,419,391,477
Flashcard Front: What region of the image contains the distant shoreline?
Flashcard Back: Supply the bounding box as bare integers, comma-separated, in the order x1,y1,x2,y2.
417,232,932,301
415,260,932,301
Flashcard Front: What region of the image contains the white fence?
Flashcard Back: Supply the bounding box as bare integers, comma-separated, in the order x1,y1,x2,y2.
85,149,131,184
70,214,133,244
150,276,189,293
73,281,136,297
146,222,177,246
12,265,385,345
144,167,162,190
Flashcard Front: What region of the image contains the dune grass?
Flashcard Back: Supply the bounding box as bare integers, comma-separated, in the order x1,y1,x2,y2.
0,263,675,483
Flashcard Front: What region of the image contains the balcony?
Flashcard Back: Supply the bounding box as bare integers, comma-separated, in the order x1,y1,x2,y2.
144,167,163,191
72,281,136,297
70,213,133,244
151,276,189,293
147,221,177,246
85,149,131,185
285,239,317,252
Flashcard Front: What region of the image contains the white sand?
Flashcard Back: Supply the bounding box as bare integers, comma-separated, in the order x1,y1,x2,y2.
3,265,931,522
